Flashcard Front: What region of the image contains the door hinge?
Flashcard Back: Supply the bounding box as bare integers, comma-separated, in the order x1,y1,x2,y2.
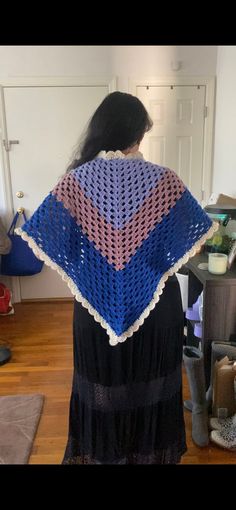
3,139,19,152
201,190,205,201
204,106,208,118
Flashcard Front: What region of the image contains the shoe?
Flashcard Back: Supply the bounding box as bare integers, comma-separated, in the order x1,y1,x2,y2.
210,427,236,450
209,413,236,431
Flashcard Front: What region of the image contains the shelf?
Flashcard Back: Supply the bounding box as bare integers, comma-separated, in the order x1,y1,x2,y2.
187,252,236,285
186,252,236,388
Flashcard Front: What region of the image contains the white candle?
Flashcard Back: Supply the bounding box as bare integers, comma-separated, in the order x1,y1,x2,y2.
208,253,228,275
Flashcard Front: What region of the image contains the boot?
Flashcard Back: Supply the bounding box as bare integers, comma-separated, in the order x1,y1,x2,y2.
184,341,236,413
183,346,209,446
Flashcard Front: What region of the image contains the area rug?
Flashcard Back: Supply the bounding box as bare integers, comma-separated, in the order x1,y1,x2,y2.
0,394,44,464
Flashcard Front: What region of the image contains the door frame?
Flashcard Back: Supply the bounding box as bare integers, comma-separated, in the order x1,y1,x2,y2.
129,76,215,206
0,76,117,302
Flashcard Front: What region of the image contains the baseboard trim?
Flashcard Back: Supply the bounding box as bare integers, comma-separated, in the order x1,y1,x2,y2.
21,297,74,303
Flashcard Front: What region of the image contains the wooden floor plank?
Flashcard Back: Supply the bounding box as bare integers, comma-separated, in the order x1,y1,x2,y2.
0,301,235,464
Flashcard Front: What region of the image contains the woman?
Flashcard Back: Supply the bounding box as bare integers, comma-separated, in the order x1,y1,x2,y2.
16,92,217,464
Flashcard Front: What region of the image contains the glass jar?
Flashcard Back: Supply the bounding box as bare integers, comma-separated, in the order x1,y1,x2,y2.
228,232,236,252
205,220,231,254
204,205,236,255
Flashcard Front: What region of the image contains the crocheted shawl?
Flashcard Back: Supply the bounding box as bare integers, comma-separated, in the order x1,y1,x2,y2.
16,151,217,346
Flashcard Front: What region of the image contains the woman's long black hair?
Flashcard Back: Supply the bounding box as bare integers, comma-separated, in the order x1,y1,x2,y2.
67,91,153,171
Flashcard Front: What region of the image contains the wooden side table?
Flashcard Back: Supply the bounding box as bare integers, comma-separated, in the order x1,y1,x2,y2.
186,253,236,388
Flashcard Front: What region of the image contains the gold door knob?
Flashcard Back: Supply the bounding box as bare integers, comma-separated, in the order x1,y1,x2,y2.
17,207,25,214
16,191,24,198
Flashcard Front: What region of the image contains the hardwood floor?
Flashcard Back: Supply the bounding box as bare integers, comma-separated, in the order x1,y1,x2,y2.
0,301,235,464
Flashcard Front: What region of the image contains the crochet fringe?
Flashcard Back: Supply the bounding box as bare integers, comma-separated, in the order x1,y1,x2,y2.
15,221,218,346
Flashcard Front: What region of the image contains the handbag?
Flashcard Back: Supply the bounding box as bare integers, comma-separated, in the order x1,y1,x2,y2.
0,211,44,276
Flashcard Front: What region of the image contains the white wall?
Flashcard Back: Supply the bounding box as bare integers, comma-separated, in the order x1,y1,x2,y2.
0,45,217,83
213,46,236,197
0,45,110,76
0,45,111,217
0,45,218,216
110,45,217,91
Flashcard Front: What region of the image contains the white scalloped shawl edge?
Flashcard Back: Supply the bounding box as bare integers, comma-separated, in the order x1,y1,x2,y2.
15,221,218,346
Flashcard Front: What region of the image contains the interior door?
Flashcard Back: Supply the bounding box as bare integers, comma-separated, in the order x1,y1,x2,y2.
137,85,206,202
3,85,108,300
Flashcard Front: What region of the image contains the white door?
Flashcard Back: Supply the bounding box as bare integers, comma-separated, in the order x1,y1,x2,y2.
3,85,108,300
137,85,206,202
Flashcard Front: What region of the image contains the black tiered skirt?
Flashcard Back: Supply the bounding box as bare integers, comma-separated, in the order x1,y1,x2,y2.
62,275,187,464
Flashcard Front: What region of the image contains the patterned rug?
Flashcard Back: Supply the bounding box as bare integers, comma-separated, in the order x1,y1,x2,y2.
0,394,44,464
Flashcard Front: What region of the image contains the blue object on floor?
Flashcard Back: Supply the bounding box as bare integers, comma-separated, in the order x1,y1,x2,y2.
0,346,11,366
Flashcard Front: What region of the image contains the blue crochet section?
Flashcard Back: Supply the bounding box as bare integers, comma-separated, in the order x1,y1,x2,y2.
22,188,212,337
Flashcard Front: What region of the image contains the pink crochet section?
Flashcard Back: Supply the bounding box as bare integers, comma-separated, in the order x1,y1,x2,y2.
52,169,185,270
